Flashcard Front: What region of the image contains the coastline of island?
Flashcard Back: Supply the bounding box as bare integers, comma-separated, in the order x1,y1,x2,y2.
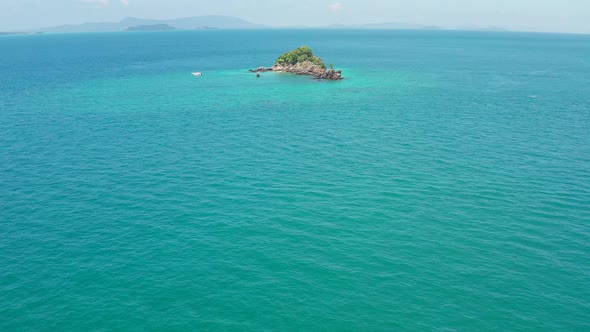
250,46,343,80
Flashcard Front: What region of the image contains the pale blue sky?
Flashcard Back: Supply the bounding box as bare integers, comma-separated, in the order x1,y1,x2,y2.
1,0,589,33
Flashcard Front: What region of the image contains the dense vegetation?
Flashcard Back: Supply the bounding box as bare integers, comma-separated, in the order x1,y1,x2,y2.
276,46,326,68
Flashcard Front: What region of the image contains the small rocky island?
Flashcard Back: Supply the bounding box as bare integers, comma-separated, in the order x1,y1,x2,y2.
250,46,343,80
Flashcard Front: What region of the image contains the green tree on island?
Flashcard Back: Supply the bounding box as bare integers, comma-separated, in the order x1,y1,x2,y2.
276,46,326,69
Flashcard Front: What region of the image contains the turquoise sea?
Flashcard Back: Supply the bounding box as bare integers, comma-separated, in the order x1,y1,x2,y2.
1,30,589,330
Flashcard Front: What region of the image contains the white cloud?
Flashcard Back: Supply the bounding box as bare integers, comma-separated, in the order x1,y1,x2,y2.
329,2,344,12
120,0,129,5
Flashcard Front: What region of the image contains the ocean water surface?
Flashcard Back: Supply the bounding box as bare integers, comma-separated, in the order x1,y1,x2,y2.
1,30,590,330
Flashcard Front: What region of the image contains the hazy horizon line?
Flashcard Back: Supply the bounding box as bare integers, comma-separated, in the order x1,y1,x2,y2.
3,15,590,36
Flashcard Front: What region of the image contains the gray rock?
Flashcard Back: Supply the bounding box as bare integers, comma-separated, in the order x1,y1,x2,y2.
249,62,343,80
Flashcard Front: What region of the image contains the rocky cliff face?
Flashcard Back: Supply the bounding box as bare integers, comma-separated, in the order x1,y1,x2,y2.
249,46,343,80
315,69,343,80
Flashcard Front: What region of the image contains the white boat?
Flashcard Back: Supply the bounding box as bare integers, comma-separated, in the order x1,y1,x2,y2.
192,72,203,77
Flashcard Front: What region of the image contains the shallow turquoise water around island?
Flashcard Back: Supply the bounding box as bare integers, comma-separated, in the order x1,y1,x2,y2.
1,29,590,331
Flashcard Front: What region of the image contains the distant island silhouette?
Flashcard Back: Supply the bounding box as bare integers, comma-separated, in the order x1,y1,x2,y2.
126,24,175,31
8,15,529,35
37,16,262,33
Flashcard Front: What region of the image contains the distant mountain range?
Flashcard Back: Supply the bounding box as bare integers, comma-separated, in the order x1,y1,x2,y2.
126,24,176,31
38,16,264,33
10,16,513,34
